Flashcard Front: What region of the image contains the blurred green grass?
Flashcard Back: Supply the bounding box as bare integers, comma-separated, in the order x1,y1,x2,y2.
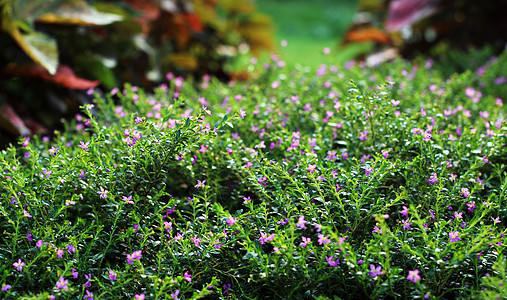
255,0,367,67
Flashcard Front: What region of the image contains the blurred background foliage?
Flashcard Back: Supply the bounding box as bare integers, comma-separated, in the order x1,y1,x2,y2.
0,0,505,147
0,0,274,144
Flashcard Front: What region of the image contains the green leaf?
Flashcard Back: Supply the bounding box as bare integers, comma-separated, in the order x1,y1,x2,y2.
36,0,122,26
74,54,117,89
10,29,58,75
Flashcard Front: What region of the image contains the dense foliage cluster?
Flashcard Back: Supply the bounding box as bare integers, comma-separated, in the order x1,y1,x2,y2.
0,48,506,299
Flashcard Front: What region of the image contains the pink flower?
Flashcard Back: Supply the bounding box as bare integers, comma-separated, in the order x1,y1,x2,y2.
461,188,470,198
449,231,461,243
402,219,412,230
326,256,339,267
108,270,117,281
369,264,384,278
55,276,69,290
226,216,237,226
427,173,438,185
365,166,373,176
127,250,142,265
299,237,311,248
184,271,192,282
401,206,409,217
195,180,206,189
97,187,108,199
407,269,421,283
13,259,25,271
296,216,307,229
134,294,145,300
359,130,368,141
258,232,275,245
317,234,330,245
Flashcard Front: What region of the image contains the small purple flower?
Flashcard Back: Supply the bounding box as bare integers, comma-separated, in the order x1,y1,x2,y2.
369,264,384,278
97,187,108,199
427,173,438,185
226,216,237,226
48,146,59,157
401,206,409,217
108,270,117,281
22,137,30,147
467,201,476,212
127,250,142,265
402,219,412,230
449,231,461,243
195,180,206,189
359,130,368,141
317,234,331,245
299,237,311,248
372,226,382,234
171,290,180,300
122,195,134,204
134,294,145,300
342,152,348,160
407,269,421,283
85,274,92,288
326,256,339,267
184,271,192,282
83,290,94,300
79,141,90,151
191,236,201,247
66,244,76,254
57,248,64,258
461,188,470,198
13,259,25,271
382,149,389,159
258,232,275,245
307,164,316,173
1,284,12,292
365,166,373,176
55,276,69,290
72,268,79,279
296,216,307,229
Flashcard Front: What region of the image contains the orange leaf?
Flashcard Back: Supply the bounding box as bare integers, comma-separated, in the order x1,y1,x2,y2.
345,27,392,44
3,64,99,90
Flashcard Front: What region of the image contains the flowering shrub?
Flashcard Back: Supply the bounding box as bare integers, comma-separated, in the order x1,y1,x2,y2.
0,49,506,299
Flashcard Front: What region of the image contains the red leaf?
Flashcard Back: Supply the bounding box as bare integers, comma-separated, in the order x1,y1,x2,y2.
3,64,100,89
182,13,203,32
0,103,31,136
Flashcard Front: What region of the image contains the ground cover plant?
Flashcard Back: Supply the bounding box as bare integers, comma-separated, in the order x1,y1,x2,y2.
0,47,506,299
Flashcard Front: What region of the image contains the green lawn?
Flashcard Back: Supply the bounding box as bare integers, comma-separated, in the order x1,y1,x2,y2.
255,0,366,67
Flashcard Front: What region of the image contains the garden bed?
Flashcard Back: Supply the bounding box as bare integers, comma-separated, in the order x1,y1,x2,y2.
0,49,506,299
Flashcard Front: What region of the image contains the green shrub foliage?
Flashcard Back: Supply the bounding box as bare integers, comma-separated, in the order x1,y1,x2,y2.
0,49,506,299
